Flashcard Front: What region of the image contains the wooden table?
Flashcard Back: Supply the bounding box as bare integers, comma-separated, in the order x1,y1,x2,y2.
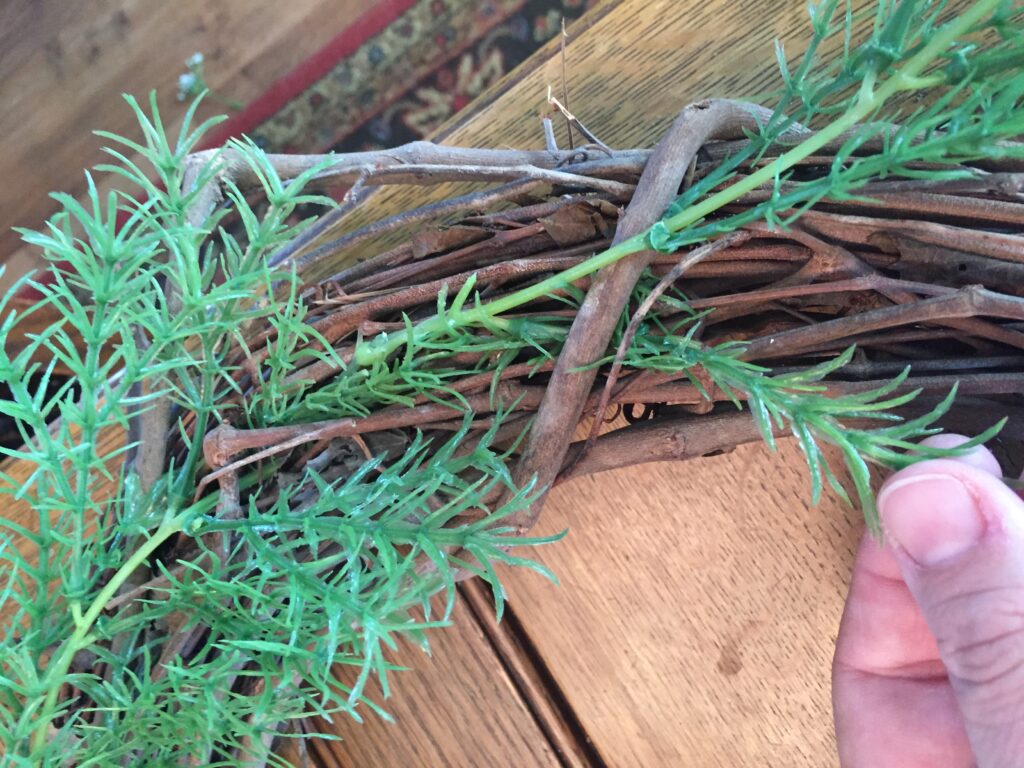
0,0,365,295
289,1,875,765
2,1,877,765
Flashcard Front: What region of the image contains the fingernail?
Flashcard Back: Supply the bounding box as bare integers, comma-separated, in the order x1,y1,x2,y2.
918,434,1002,477
878,473,986,567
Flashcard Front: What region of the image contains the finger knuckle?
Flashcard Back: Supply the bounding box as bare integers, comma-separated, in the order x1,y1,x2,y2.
934,587,1024,722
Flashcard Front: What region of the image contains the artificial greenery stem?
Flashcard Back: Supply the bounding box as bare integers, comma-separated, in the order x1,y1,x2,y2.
29,512,188,757
355,0,1000,369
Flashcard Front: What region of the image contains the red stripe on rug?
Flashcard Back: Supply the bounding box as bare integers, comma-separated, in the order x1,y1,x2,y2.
202,0,420,149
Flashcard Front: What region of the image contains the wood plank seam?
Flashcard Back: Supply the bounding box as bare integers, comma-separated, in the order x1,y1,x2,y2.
461,580,609,768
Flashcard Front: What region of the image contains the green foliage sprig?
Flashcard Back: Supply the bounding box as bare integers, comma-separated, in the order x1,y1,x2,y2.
354,0,1024,368
0,97,558,764
621,314,1004,528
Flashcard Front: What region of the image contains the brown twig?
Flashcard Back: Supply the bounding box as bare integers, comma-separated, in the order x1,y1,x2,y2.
267,173,369,268
548,92,611,154
185,141,645,193
571,232,750,475
560,18,573,151
798,208,1024,264
311,161,634,196
619,371,1024,408
197,385,547,497
542,116,558,153
736,187,1024,227
557,394,1024,483
743,286,1024,360
511,99,806,533
296,174,608,277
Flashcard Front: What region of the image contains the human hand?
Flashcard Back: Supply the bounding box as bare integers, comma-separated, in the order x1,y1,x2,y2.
832,434,1024,767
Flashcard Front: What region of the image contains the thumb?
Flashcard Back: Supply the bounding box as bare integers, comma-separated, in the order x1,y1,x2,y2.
878,458,1024,767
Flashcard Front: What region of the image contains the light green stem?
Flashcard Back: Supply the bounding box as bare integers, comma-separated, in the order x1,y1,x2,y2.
29,515,186,756
663,0,998,234
353,235,645,366
354,0,996,370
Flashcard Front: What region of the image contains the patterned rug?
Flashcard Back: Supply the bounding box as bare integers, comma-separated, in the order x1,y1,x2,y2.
206,0,597,155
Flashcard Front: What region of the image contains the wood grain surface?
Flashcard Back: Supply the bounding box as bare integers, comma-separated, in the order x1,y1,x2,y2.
0,0,364,289
498,443,861,767
297,600,561,768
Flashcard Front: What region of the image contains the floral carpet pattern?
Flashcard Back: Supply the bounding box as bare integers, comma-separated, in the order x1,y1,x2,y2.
233,0,595,154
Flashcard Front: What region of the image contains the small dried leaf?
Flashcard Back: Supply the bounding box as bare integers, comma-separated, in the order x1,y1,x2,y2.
410,226,489,259
538,204,602,247
587,198,622,219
